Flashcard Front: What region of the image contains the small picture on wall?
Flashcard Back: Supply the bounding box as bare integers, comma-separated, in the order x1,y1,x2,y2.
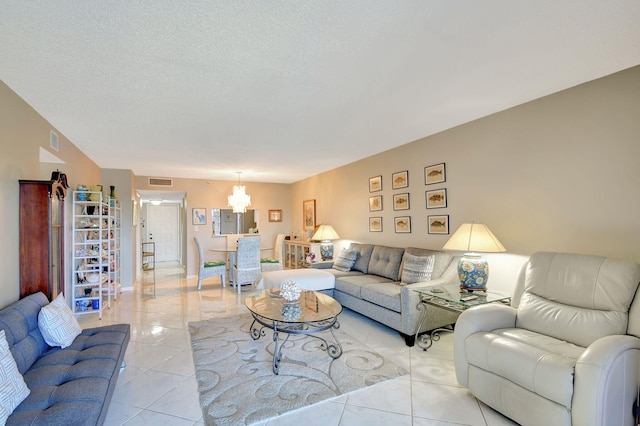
369,195,383,211
369,175,382,192
303,199,316,230
392,170,409,189
192,208,206,225
394,216,411,233
393,193,410,211
426,188,447,209
369,217,382,232
425,163,446,185
268,209,282,222
428,215,449,234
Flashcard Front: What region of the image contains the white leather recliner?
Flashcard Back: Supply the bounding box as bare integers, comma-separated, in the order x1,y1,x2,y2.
454,252,640,426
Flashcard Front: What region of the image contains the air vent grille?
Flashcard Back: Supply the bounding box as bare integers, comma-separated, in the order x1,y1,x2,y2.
148,177,173,187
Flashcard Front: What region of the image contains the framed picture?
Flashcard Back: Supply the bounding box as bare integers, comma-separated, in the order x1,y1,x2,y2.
392,170,409,189
426,188,447,209
192,208,206,225
393,193,410,211
268,209,282,222
394,216,411,233
303,199,316,230
425,163,446,185
369,175,382,192
369,195,383,212
369,217,382,232
428,215,450,234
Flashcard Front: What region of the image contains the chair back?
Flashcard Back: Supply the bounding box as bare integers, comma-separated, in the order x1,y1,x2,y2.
237,236,260,269
193,237,205,268
515,251,640,347
274,234,285,262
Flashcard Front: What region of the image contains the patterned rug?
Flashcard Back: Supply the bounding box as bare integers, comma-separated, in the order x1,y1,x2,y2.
188,313,407,425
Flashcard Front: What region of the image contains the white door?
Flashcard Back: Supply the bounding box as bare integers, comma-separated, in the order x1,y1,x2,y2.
147,204,179,262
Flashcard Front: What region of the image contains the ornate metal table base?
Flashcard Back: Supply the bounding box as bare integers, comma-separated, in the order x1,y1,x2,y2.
414,297,456,351
249,316,343,374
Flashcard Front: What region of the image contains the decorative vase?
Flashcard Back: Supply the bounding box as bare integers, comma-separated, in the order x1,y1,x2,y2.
109,185,116,206
457,253,489,291
89,185,103,201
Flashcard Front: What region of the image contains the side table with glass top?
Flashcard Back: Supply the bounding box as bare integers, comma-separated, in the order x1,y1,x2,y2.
414,283,511,351
245,289,343,374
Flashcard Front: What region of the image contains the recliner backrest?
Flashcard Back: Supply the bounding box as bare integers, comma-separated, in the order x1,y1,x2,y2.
515,252,640,347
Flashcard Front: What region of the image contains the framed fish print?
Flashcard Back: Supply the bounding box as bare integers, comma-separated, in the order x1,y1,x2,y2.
369,195,383,212
426,188,447,209
393,193,410,211
369,175,382,192
428,215,449,234
392,170,409,190
394,216,411,233
425,163,446,185
369,217,382,232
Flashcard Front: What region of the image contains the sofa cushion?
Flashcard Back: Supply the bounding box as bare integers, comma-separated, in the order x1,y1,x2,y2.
465,328,581,408
37,294,82,349
335,274,391,298
0,330,30,423
404,247,454,279
368,246,405,281
401,253,435,284
0,292,49,375
517,252,640,347
332,249,358,272
360,283,402,312
349,243,374,274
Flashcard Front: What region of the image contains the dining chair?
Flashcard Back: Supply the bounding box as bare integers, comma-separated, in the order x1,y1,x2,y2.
193,237,226,290
261,233,285,272
232,236,261,293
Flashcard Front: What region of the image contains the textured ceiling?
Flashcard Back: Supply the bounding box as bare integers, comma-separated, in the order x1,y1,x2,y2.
2,1,640,184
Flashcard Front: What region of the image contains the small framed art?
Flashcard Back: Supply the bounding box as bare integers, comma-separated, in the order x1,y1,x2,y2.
392,170,409,189
268,209,282,222
393,193,410,211
394,216,411,233
369,217,382,232
303,199,316,230
426,188,447,209
369,195,383,212
425,163,446,185
428,215,449,234
369,175,382,192
192,208,206,225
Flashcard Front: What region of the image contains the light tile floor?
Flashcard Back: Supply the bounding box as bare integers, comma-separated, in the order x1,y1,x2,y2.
77,262,517,426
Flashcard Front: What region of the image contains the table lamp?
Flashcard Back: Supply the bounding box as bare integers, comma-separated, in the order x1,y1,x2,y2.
311,224,340,260
442,223,506,291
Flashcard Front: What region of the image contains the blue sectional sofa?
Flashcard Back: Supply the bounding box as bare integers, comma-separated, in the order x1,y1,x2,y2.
0,292,130,425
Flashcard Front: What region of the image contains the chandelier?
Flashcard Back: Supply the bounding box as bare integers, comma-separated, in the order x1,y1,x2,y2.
228,172,251,213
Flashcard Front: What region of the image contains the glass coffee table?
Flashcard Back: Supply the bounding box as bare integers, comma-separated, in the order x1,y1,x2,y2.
414,283,511,350
245,289,343,374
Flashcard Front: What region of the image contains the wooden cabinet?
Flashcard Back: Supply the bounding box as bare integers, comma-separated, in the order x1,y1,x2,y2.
19,178,67,300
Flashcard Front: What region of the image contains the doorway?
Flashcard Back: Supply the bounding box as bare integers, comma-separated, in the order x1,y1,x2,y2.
145,204,180,262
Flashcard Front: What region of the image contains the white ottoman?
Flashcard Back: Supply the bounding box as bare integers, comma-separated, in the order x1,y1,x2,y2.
258,268,335,292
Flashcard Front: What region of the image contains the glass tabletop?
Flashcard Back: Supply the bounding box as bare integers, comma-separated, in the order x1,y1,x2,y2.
245,290,342,323
415,283,510,308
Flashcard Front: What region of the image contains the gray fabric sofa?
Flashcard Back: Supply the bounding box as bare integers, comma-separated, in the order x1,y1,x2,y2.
326,243,461,346
0,292,130,425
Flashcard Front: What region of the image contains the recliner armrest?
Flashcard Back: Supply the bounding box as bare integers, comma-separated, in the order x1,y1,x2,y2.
454,303,517,386
573,334,640,426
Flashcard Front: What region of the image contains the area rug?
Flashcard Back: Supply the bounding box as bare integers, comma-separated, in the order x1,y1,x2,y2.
188,313,407,425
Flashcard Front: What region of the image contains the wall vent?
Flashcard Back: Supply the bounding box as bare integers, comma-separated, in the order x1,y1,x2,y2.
148,177,173,187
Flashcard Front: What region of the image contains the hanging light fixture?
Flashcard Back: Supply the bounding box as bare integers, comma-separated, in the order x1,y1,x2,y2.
228,172,251,213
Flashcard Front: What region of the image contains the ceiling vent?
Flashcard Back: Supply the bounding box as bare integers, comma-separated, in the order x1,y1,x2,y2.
148,177,173,187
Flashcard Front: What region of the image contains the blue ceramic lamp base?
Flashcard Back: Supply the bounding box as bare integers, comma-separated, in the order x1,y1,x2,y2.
320,242,334,260
458,253,489,291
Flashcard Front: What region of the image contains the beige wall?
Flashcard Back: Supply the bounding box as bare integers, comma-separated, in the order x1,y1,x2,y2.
0,81,102,308
292,66,640,293
135,176,291,277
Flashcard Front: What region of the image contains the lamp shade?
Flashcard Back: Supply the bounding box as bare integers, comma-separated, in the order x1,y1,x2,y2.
442,223,506,253
311,224,340,241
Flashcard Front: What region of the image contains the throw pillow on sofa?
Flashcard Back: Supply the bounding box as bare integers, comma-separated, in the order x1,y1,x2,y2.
333,249,358,272
0,329,30,424
401,253,435,285
37,293,82,348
